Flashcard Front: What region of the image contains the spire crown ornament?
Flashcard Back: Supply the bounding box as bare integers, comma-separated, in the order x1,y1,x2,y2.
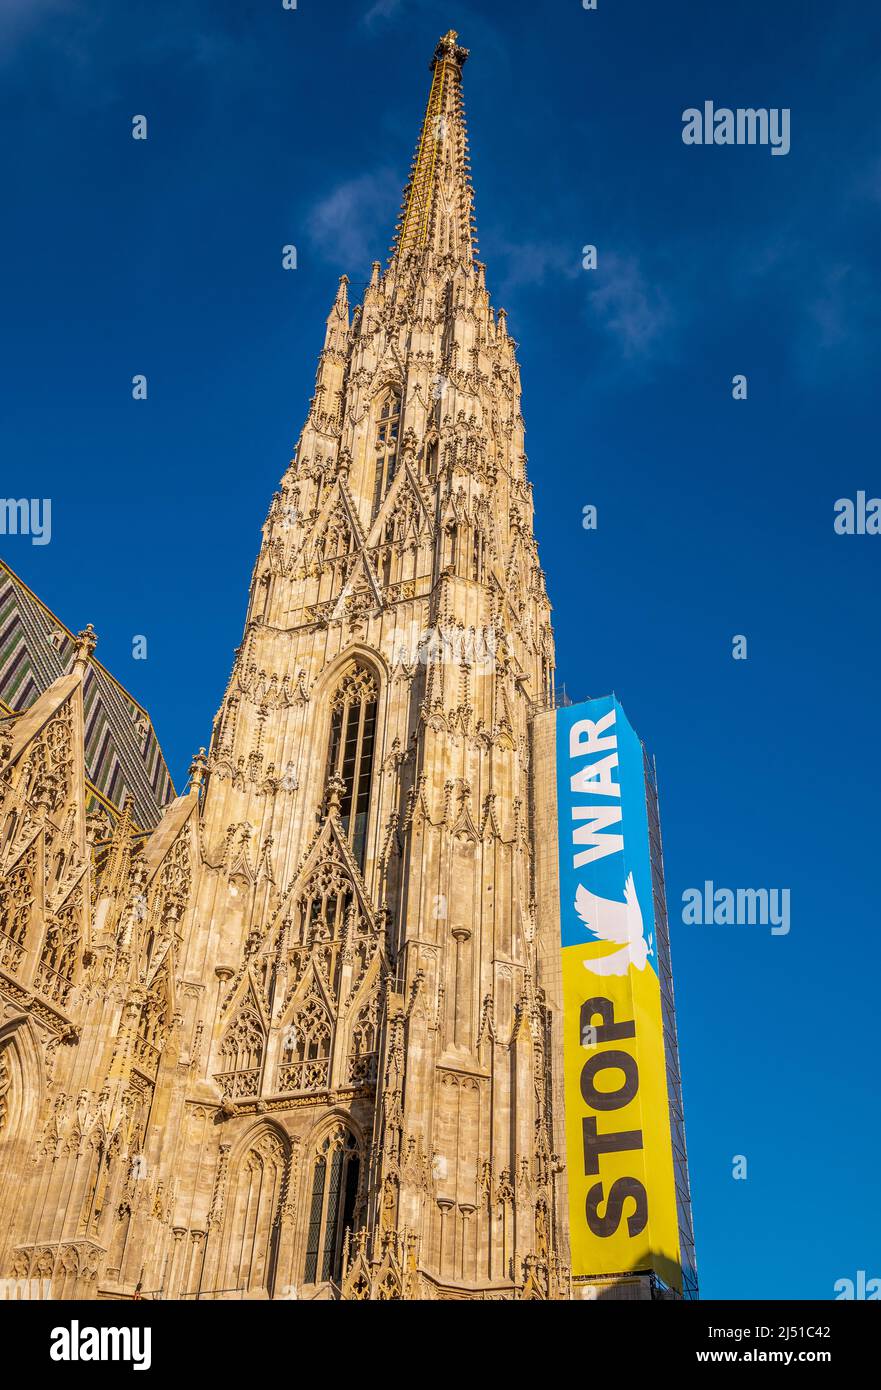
433,29,469,69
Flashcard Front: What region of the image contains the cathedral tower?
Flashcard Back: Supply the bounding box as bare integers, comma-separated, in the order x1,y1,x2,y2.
195,27,560,1297
0,31,565,1300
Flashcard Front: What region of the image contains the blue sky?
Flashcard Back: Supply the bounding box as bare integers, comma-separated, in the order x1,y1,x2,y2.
2,0,880,1299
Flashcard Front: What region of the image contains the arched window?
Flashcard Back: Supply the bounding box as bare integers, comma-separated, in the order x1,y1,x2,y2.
288,861,358,999
218,1007,264,1100
224,1130,287,1299
0,1020,44,1207
303,1127,361,1286
372,391,400,518
278,989,332,1093
327,666,377,868
348,992,379,1085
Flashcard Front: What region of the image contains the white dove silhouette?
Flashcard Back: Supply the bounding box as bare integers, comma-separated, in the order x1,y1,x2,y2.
574,872,651,975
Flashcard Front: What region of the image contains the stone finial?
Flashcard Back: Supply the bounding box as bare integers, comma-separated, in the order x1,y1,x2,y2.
324,772,347,816
72,623,97,672
325,275,350,340
188,748,209,796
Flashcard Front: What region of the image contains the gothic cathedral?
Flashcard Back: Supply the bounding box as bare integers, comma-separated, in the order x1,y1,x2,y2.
0,32,571,1300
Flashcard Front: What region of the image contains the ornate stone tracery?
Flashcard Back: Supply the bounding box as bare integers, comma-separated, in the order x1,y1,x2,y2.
218,1007,265,1099
279,988,332,1094
36,891,82,1006
0,847,35,973
0,1044,10,1136
348,992,379,1085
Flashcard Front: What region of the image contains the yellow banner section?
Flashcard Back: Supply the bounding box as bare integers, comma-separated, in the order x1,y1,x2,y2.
562,941,682,1290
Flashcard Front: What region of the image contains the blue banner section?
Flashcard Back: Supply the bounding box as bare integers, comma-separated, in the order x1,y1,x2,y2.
554,695,658,976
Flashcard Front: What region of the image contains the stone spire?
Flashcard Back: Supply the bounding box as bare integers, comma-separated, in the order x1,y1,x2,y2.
391,30,477,267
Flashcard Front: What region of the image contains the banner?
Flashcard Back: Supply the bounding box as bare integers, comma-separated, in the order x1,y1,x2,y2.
554,695,683,1291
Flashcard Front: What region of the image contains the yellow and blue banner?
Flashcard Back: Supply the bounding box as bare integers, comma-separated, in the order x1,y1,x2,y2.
554,695,683,1291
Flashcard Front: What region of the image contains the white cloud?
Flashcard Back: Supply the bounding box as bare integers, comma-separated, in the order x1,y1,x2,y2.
587,252,673,359
307,169,401,270
363,0,405,23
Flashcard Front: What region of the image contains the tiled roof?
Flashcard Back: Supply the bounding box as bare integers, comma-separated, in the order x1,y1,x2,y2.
0,560,175,829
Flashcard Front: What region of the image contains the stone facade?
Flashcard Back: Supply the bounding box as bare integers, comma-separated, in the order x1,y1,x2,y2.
0,31,572,1300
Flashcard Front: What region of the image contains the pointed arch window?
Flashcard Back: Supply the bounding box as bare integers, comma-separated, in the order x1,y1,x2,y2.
372,390,400,519
348,992,379,1085
218,1007,264,1100
0,1023,41,1152
223,1130,287,1299
278,990,332,1093
327,666,377,868
303,1128,361,1286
